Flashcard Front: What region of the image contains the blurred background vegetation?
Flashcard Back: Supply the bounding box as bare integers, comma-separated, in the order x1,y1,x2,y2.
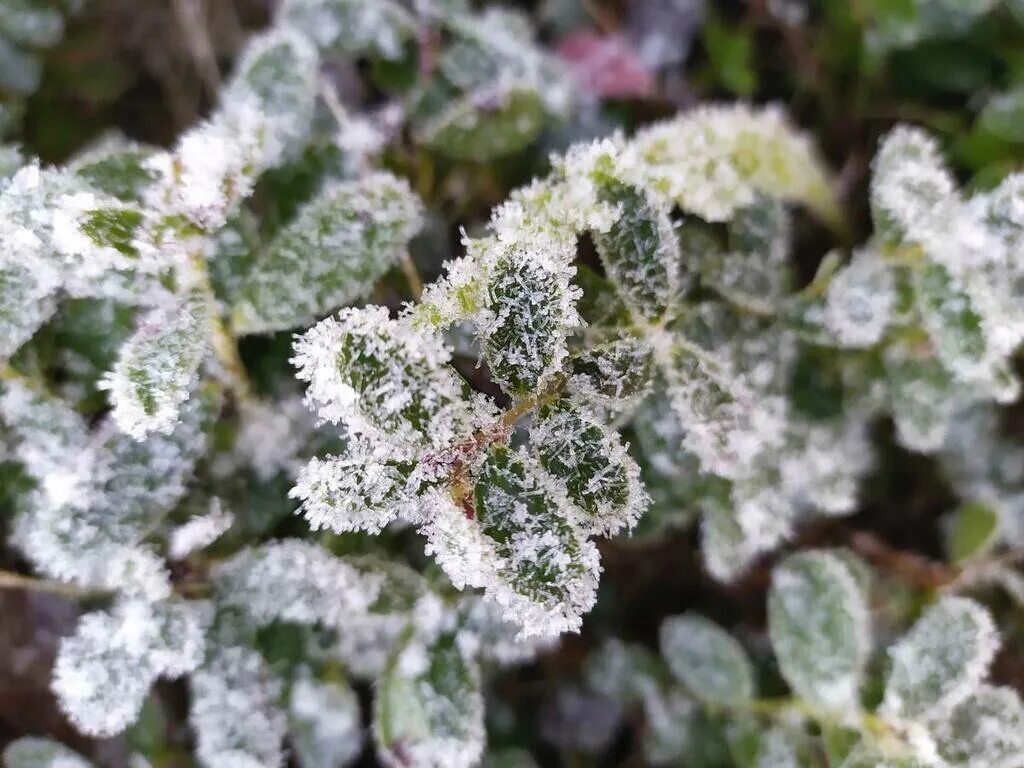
5,0,1024,765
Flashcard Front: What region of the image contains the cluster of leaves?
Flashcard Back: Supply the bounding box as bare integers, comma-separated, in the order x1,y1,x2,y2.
4,0,1024,766
586,549,1024,768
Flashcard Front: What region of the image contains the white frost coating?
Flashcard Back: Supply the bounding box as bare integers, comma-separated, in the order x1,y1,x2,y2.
288,673,363,768
145,28,318,232
882,596,1000,719
626,104,836,223
234,396,313,481
52,600,204,737
292,306,479,448
824,249,896,348
768,551,870,711
190,644,287,768
101,292,209,440
421,493,502,592
169,498,233,559
659,613,754,704
290,438,417,534
3,737,95,768
931,684,1024,768
871,126,956,245
212,539,383,629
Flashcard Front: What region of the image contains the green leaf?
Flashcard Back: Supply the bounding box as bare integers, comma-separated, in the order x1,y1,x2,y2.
289,673,363,768
591,177,680,322
932,684,1024,768
947,501,1000,563
882,596,999,719
470,445,599,636
568,336,654,408
374,631,484,768
659,613,755,704
768,551,870,710
885,347,958,453
914,263,986,373
481,242,576,395
416,86,549,162
703,20,757,97
103,290,210,439
280,0,415,59
531,398,648,536
292,307,475,448
3,738,93,768
70,139,159,201
232,172,423,334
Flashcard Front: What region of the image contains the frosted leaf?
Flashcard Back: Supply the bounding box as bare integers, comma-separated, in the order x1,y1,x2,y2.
0,143,23,179
913,264,987,373
700,493,768,583
531,398,649,537
101,291,210,439
411,8,571,161
212,539,381,630
0,379,91,501
280,0,415,60
824,249,896,348
218,25,319,162
190,644,286,768
590,173,680,322
290,438,419,535
882,596,999,719
778,418,872,517
168,497,233,559
627,104,837,225
754,728,802,768
654,334,787,479
374,631,485,768
582,638,663,704
641,688,729,767
455,595,559,667
0,256,58,358
870,126,955,245
232,173,423,334
292,307,477,448
768,550,870,711
567,336,654,409
885,349,959,454
233,396,313,481
3,737,94,768
479,237,580,395
659,613,754,704
0,2,64,48
468,445,600,637
289,672,363,768
145,28,317,231
316,555,442,679
703,196,792,309
931,684,1024,768
52,599,204,737
14,392,213,598
69,137,159,201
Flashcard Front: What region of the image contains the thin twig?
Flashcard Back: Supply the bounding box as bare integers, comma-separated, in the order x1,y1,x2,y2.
400,252,424,301
171,0,222,98
0,570,103,599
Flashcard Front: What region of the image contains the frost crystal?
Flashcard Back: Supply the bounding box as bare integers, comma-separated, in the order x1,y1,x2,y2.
3,738,94,768
168,498,233,559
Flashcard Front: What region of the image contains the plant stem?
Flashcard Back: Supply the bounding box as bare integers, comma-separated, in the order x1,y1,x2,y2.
0,569,102,599
400,251,424,301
